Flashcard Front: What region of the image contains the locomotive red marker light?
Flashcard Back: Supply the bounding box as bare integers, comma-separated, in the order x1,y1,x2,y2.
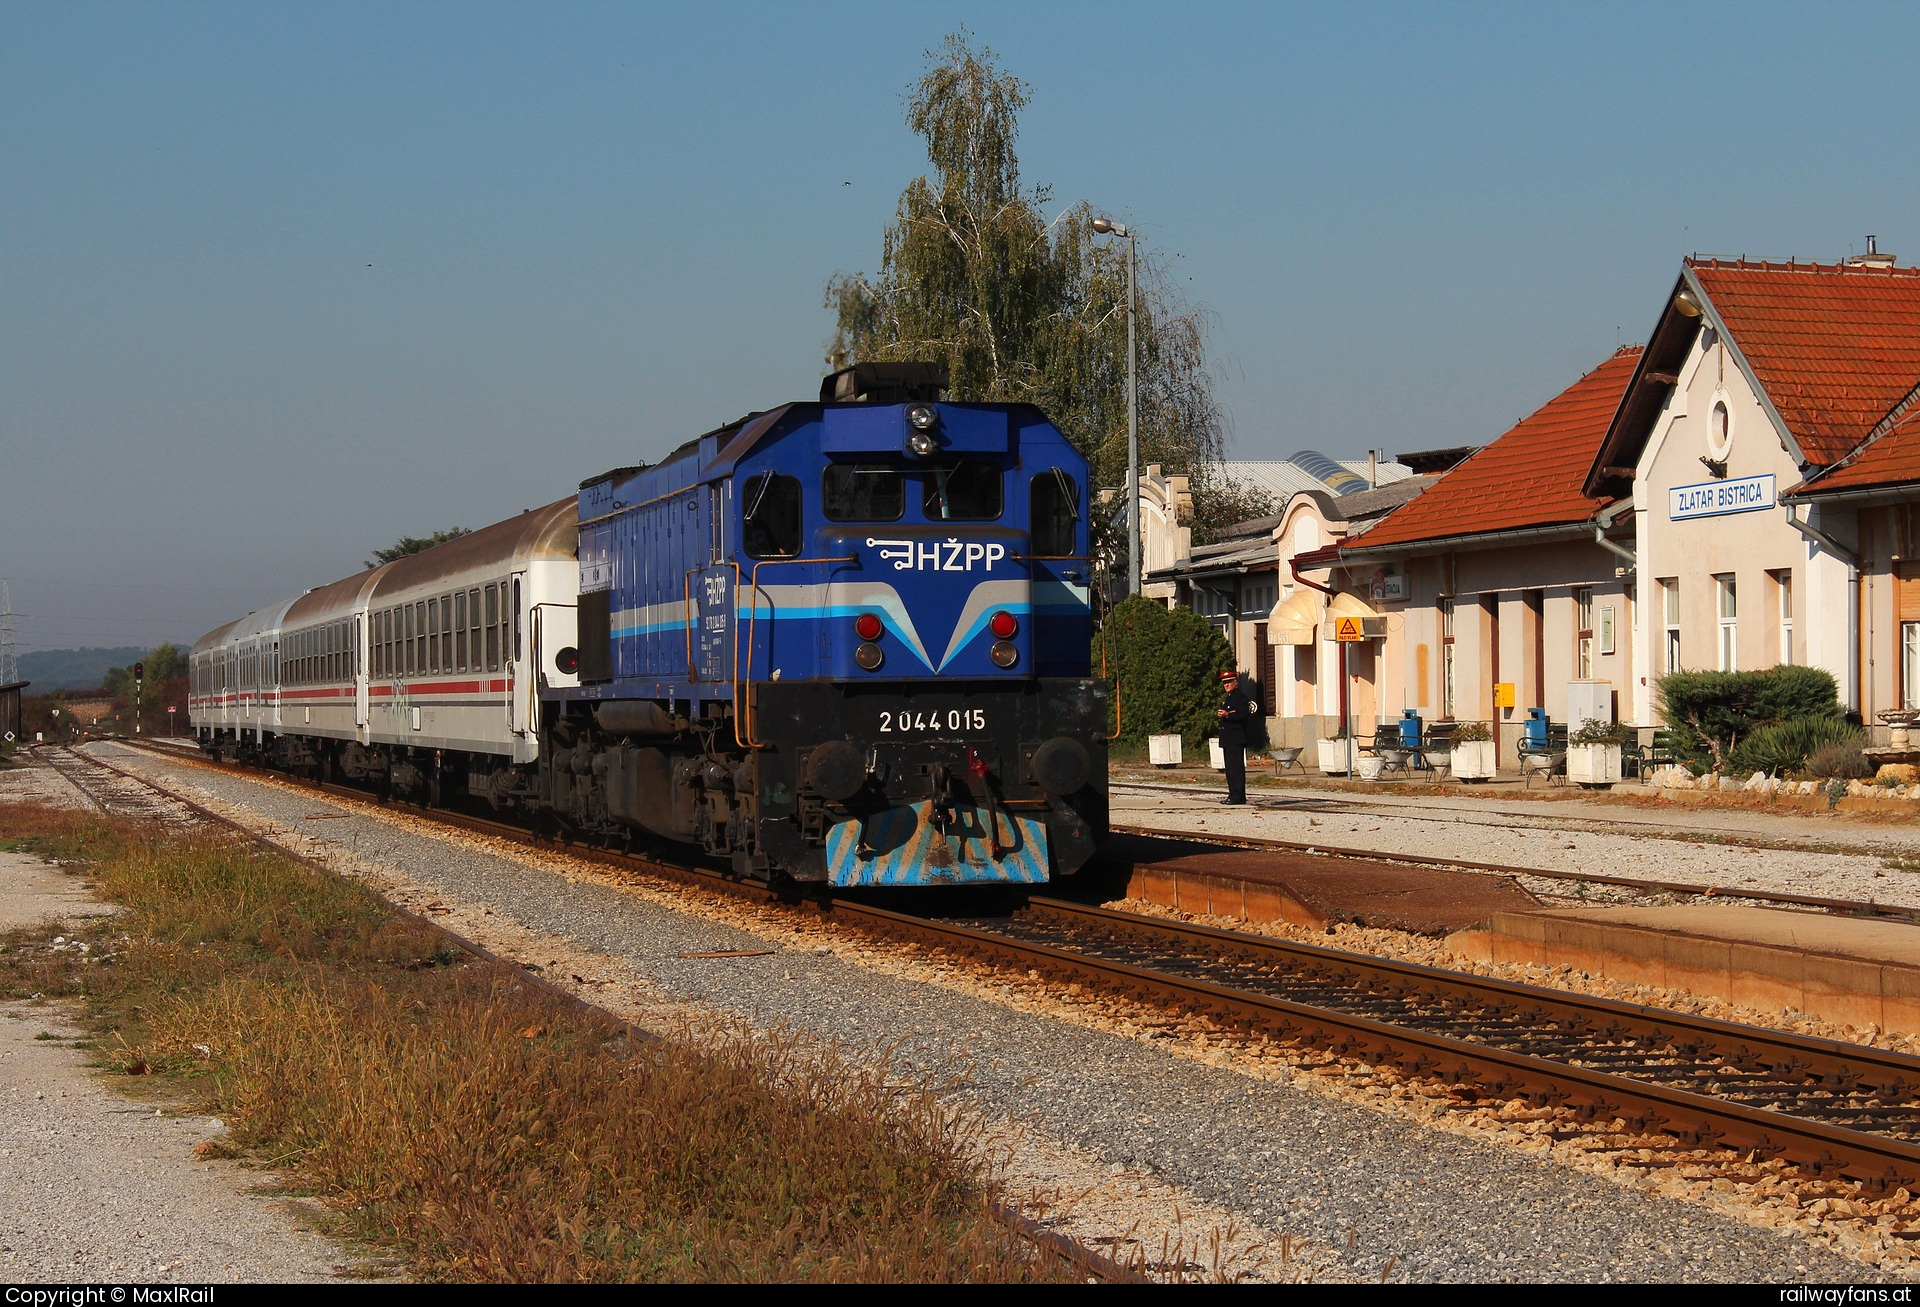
854,612,883,641
988,610,1018,640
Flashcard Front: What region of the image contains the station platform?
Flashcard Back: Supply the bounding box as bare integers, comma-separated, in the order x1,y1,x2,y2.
1447,905,1920,1035
1087,832,1541,935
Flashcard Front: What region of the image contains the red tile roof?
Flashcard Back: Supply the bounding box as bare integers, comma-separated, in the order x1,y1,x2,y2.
1789,403,1920,496
1692,258,1920,466
1341,347,1640,551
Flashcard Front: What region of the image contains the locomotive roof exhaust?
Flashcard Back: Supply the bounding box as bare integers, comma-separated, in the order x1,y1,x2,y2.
820,361,948,404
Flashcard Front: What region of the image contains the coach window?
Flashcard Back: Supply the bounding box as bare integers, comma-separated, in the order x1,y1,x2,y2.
454,592,468,671
742,472,802,558
484,585,499,670
439,594,453,671
431,599,444,674
924,461,1002,521
1030,468,1079,557
468,589,482,672
414,601,427,674
823,464,903,522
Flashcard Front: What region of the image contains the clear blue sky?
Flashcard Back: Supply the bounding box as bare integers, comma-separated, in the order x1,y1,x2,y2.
6,1,1919,653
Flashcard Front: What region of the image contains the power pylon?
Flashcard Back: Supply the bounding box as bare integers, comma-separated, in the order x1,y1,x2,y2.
0,580,16,685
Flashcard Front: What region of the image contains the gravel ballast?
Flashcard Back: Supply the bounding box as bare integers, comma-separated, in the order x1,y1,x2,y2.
85,744,1885,1283
1111,783,1920,910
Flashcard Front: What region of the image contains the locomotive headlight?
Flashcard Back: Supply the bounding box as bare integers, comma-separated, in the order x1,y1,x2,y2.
907,430,939,456
855,641,885,671
989,641,1018,668
907,404,938,431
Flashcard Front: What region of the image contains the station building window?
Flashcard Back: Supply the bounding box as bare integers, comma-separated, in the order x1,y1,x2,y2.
1660,579,1681,673
1906,623,1920,712
1715,574,1737,672
1576,587,1594,680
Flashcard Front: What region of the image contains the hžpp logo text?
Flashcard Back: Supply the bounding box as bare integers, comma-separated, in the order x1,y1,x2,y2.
867,539,1006,572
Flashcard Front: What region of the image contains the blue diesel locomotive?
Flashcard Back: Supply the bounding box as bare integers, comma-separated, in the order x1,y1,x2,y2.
552,363,1107,886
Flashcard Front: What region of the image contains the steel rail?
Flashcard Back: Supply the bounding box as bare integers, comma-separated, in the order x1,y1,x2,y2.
61,742,1145,1284
830,894,1920,1193
106,739,1920,1192
1106,817,1920,926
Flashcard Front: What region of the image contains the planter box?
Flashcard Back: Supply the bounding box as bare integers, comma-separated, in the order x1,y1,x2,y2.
1567,742,1622,786
1208,737,1226,771
1448,740,1496,782
1148,734,1183,768
1354,756,1386,781
1317,737,1354,775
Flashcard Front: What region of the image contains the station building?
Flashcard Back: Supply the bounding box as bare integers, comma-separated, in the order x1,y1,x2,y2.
1586,251,1920,729
1328,347,1642,763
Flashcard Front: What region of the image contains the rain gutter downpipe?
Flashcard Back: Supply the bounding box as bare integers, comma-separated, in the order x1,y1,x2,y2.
1593,499,1637,572
1783,497,1861,713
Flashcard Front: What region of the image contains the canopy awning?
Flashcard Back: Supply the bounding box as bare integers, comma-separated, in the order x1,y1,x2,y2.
1267,589,1320,646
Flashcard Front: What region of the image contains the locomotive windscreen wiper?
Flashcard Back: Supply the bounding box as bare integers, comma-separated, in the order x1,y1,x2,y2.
931,465,955,520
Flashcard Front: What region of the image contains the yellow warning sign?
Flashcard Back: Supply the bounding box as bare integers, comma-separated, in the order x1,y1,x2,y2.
1333,615,1366,642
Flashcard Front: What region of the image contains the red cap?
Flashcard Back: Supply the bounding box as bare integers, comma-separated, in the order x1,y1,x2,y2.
1219,670,1237,681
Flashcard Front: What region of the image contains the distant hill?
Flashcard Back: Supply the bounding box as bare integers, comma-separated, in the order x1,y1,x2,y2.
15,646,173,692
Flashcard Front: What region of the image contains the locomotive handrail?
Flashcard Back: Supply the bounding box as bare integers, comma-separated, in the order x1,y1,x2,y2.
682,571,698,682
737,555,857,750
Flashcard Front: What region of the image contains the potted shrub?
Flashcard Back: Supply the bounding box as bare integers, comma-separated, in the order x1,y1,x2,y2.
1448,721,1495,782
1317,731,1354,775
1567,720,1630,786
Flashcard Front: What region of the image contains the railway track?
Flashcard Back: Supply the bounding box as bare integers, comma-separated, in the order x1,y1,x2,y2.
27,743,1146,1284
91,739,1920,1200
1106,801,1920,926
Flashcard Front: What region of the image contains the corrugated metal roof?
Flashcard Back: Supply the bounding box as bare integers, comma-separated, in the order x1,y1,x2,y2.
1223,458,1414,501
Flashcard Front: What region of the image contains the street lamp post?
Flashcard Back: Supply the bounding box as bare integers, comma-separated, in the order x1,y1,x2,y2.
1091,215,1140,596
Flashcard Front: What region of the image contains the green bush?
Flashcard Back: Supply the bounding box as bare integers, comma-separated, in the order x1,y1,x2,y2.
1751,664,1844,722
1093,595,1232,744
1656,665,1841,771
1727,715,1862,777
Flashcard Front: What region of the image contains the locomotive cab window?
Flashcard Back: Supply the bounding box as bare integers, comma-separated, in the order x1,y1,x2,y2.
1030,468,1080,556
822,464,903,522
923,460,1002,521
742,472,802,558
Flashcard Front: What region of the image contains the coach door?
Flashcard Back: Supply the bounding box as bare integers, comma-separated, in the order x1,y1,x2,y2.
353,614,370,741
507,573,528,734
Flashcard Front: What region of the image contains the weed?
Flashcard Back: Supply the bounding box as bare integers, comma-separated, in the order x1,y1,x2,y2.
0,802,1070,1283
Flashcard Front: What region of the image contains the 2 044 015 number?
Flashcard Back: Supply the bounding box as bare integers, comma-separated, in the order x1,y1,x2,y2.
878,708,987,734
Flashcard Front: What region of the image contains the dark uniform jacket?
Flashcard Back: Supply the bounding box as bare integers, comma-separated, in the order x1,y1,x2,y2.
1217,685,1258,745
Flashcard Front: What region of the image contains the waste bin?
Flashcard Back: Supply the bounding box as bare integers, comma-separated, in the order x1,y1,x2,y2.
1398,709,1423,749
1522,708,1550,753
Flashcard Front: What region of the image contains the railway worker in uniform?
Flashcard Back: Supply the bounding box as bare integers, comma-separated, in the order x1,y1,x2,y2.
1215,669,1257,806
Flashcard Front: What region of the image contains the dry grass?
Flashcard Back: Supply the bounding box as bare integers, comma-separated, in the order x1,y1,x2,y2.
0,802,1071,1283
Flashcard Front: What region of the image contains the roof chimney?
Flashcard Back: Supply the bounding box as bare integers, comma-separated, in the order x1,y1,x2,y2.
1846,234,1897,269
